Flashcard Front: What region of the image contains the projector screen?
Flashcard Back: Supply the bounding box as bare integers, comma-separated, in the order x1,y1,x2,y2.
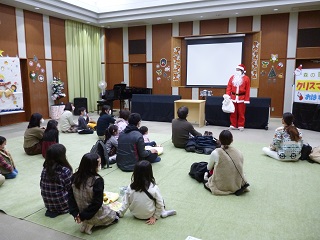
186,37,244,87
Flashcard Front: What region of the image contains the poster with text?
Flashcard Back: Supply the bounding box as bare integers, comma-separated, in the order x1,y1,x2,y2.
294,68,320,104
0,57,24,114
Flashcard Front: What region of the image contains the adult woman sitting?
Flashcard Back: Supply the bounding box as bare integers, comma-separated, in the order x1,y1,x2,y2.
205,130,249,195
40,143,73,218
23,113,45,155
59,102,77,133
262,112,303,161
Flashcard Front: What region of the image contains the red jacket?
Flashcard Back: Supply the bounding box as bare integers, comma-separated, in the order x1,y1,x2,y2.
226,75,250,104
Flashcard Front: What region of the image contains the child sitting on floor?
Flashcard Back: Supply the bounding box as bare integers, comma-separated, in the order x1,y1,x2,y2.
0,136,18,179
118,160,176,224
139,126,157,147
78,107,94,134
104,125,119,163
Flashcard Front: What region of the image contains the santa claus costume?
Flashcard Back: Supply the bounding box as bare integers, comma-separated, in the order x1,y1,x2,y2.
226,64,250,131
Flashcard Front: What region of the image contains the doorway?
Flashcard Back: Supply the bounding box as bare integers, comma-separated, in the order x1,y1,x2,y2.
130,63,146,88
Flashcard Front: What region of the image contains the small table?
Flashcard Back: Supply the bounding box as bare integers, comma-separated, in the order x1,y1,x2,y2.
50,105,65,120
174,99,206,127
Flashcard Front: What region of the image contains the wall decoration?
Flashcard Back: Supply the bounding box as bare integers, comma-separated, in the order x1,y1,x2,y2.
261,61,269,68
278,73,283,78
29,71,37,82
165,66,170,72
156,77,161,83
33,55,38,62
156,69,162,76
38,75,45,82
41,68,45,73
29,61,34,67
163,72,167,78
0,57,24,114
160,58,167,67
261,70,266,76
0,50,4,57
294,64,303,76
172,47,181,82
276,62,283,70
270,54,278,63
156,64,160,68
251,40,259,80
268,66,277,79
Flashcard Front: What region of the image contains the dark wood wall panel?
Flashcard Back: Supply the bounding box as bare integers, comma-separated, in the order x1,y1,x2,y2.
152,24,172,95
106,64,124,88
237,16,253,32
50,17,66,61
200,19,229,35
179,21,193,36
179,87,192,99
0,4,18,56
260,13,289,59
105,28,123,63
27,59,49,118
52,60,69,103
296,48,320,59
298,10,320,29
128,26,146,40
24,10,45,60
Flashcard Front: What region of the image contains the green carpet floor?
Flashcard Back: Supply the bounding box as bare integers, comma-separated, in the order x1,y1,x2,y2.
1,132,320,240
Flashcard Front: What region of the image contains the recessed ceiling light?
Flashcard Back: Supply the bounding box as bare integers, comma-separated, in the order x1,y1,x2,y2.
107,26,111,28
101,25,104,27
168,18,172,21
86,22,90,24
274,8,278,11
200,16,203,18
235,12,239,15
35,7,40,10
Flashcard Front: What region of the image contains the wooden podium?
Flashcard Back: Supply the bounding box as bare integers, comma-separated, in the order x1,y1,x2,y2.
174,99,206,127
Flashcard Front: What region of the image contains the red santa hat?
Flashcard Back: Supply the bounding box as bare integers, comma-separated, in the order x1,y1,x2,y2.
236,64,246,73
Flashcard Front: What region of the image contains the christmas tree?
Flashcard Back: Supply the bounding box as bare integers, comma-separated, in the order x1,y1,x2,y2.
51,77,66,104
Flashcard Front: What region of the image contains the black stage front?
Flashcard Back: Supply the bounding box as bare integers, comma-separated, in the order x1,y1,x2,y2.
292,102,320,132
205,96,271,129
131,94,181,122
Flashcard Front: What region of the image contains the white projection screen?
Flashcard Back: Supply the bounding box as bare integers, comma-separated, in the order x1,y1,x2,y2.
186,36,244,87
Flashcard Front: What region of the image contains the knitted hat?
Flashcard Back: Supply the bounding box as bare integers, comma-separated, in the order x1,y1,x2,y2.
236,64,246,72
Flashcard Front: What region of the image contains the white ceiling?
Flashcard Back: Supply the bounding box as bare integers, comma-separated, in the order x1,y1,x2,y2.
2,0,320,28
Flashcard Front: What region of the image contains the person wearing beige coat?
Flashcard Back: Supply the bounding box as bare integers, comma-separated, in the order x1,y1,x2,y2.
205,130,249,195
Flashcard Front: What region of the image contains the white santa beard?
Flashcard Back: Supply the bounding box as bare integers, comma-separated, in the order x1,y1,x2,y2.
232,74,243,87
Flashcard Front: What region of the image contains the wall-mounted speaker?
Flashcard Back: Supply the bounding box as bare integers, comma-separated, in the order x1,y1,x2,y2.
74,97,88,115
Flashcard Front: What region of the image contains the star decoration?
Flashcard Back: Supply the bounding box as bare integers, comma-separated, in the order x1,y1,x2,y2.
0,50,4,57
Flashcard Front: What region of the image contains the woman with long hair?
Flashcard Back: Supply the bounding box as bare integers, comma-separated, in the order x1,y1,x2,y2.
42,120,59,158
40,144,73,218
263,112,303,161
23,113,45,155
68,153,118,235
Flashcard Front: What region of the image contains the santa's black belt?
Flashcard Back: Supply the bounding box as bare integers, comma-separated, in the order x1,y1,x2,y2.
231,92,245,96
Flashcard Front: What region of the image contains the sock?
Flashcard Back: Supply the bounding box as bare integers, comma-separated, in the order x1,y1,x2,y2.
161,210,177,218
79,223,87,233
85,224,93,235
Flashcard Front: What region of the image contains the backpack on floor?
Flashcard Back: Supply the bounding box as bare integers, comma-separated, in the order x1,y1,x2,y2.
299,143,312,161
189,162,208,183
90,140,109,168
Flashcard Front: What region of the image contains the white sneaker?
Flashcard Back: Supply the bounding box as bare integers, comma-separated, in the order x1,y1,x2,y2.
229,126,237,130
239,127,244,131
79,223,87,233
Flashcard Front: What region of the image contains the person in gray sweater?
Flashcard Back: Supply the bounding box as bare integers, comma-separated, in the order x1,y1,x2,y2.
172,106,202,148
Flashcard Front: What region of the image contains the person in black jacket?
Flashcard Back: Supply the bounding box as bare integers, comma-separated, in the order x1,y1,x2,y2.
96,105,115,140
116,113,160,172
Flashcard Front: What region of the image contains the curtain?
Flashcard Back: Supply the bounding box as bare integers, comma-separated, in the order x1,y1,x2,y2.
65,20,102,112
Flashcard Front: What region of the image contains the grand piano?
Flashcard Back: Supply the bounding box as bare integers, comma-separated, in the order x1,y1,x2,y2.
97,83,152,113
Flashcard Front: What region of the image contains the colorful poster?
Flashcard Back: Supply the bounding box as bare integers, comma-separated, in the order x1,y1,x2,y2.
0,57,24,114
294,68,320,104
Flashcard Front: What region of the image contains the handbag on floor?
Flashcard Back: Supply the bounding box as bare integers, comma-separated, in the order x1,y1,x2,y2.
309,146,320,164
